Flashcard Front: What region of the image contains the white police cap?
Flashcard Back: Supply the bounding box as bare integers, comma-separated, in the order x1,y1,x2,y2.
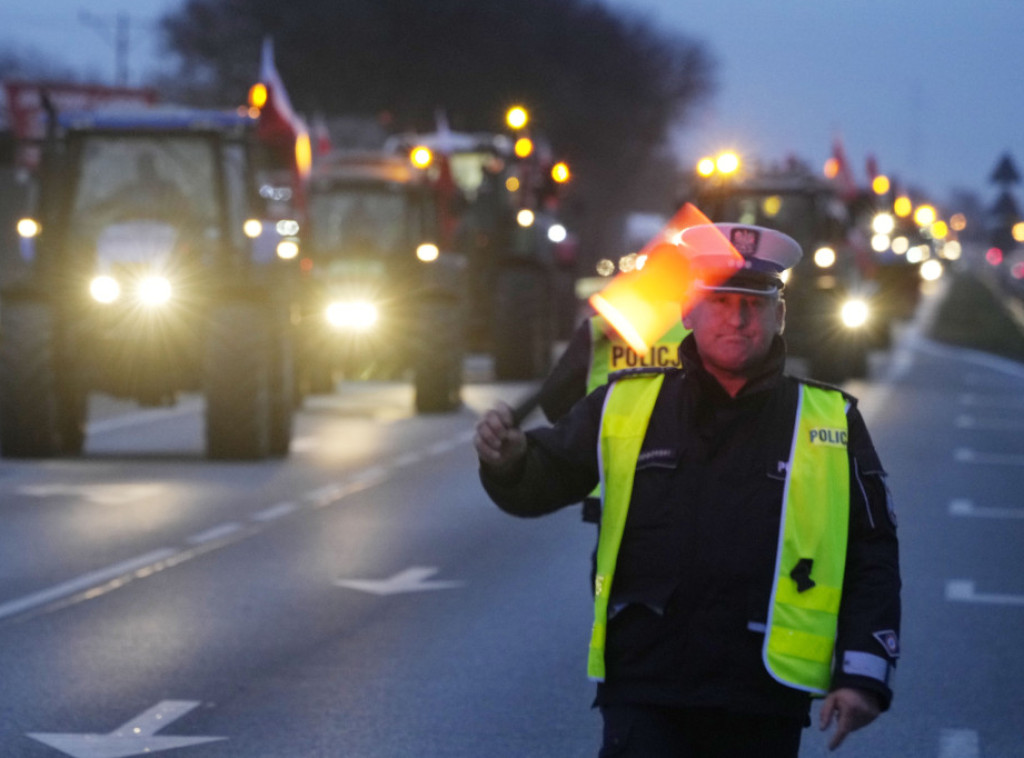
680,223,803,296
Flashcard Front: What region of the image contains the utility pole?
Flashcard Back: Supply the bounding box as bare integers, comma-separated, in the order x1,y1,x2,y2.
79,10,131,86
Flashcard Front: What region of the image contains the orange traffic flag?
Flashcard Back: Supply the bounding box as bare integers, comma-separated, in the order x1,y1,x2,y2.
589,203,741,354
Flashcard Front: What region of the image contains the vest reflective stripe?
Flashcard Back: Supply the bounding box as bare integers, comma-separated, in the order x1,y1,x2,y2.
589,377,849,693
588,373,665,681
764,384,849,694
587,317,688,393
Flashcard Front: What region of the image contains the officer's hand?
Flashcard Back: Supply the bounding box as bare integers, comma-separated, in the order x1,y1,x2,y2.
819,687,881,750
474,402,527,474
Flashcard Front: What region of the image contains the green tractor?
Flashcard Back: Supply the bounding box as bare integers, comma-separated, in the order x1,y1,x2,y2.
1,107,298,459
300,151,466,413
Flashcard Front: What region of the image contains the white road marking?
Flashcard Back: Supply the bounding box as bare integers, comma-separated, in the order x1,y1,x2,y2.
949,499,1024,519
394,452,423,467
946,579,1024,606
939,728,980,758
955,414,1024,430
349,465,389,485
0,429,475,623
909,333,1024,379
185,522,243,546
334,566,464,595
958,392,1024,409
251,502,299,522
28,700,225,757
427,439,459,456
954,447,1024,466
0,549,178,621
17,483,166,505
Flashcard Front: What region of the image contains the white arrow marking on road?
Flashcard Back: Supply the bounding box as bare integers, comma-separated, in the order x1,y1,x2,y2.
946,580,1024,606
27,700,225,758
335,566,465,596
949,499,1024,519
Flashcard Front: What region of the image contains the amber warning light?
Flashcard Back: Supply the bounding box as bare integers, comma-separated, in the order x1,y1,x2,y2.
589,203,742,354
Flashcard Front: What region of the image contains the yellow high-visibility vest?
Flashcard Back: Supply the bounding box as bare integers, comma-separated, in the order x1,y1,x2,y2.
589,375,849,695
583,319,688,503
588,317,688,393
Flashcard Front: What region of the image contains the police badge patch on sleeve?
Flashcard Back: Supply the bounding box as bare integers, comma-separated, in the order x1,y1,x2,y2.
873,629,900,658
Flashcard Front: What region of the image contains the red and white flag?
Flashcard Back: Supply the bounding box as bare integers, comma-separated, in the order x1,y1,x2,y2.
256,36,309,159
827,136,859,201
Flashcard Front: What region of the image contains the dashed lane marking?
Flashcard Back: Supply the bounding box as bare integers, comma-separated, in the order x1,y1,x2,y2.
950,499,1024,519
185,522,244,546
958,392,1024,409
955,414,1024,431
0,549,178,621
0,429,474,625
251,502,299,521
954,448,1024,466
946,580,1024,606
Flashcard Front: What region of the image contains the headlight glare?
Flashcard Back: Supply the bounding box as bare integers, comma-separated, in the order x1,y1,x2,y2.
137,276,173,306
277,239,300,260
840,298,869,328
814,247,836,268
90,275,121,304
416,243,440,262
17,218,40,238
325,301,378,330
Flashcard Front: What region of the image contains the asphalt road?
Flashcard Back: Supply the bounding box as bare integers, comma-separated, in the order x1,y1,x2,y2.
0,291,1022,757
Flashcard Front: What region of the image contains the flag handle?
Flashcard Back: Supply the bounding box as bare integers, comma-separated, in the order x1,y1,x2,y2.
511,386,544,426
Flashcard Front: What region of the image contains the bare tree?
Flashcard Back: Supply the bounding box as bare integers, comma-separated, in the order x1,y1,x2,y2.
159,0,715,260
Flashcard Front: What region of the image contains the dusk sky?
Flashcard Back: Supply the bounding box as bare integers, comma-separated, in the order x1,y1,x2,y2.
3,0,1020,206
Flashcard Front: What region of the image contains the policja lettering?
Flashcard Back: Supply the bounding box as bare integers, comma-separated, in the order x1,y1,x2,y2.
809,428,848,447
610,344,682,371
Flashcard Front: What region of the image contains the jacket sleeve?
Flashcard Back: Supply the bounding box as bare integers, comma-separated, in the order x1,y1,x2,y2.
480,384,606,517
831,400,901,709
538,319,592,423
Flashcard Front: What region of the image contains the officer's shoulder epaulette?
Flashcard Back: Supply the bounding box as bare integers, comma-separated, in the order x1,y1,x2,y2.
608,366,684,383
787,374,856,404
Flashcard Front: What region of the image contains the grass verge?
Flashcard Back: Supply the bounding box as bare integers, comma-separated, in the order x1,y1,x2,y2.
927,271,1024,363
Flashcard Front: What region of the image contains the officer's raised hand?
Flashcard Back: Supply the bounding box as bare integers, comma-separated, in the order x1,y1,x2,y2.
474,402,527,474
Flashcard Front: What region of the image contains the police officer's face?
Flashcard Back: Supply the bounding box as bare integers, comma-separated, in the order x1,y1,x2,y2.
683,291,784,378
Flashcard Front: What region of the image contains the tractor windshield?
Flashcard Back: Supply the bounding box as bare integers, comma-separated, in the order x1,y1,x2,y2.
67,135,224,269
308,185,411,262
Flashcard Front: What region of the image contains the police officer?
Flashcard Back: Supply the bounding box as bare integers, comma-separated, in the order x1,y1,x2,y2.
474,223,900,757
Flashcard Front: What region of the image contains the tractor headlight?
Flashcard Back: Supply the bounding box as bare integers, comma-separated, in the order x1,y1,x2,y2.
90,275,121,304
325,301,378,331
17,218,40,238
277,239,300,260
840,298,869,329
920,259,944,281
814,247,836,268
416,243,440,262
137,276,173,306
